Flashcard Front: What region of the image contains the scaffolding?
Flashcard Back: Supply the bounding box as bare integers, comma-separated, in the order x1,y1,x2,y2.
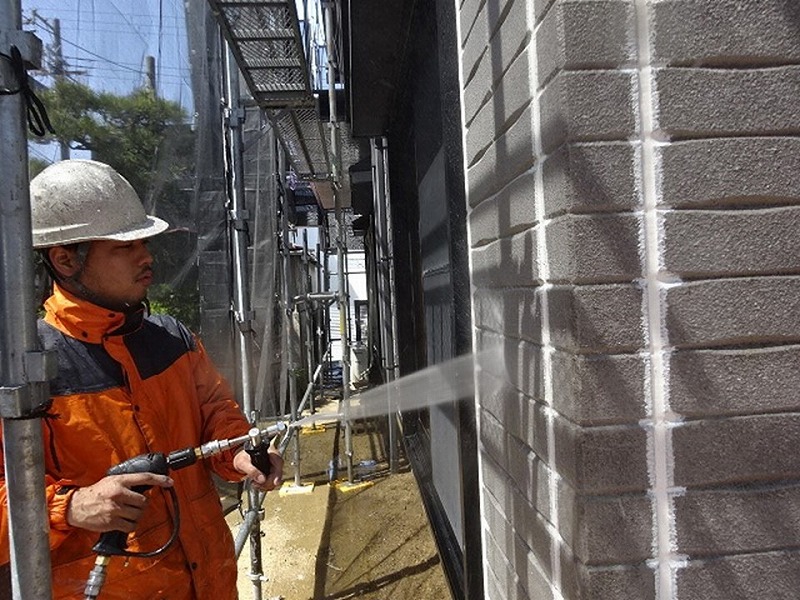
0,0,400,597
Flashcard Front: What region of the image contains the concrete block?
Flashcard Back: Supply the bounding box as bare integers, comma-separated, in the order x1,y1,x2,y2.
469,170,537,245
546,213,643,284
543,142,641,217
466,51,533,166
548,284,645,353
558,486,653,564
669,345,800,418
676,550,800,600
673,414,800,487
654,66,800,138
561,556,656,600
658,138,800,208
551,350,648,425
662,207,800,278
537,0,636,86
674,483,800,556
540,71,638,153
554,418,650,493
652,0,800,66
664,277,800,349
467,105,536,206
472,228,541,288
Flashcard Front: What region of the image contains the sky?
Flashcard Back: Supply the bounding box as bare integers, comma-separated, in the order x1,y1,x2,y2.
22,0,193,162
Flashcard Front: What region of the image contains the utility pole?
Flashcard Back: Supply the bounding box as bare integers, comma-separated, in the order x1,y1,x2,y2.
0,0,55,598
50,18,68,159
145,55,156,95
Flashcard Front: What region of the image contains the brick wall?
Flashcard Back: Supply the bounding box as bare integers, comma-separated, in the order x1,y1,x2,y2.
457,1,800,598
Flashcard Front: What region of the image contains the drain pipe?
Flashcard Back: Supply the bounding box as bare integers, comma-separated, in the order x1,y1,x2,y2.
0,3,53,597
222,40,264,599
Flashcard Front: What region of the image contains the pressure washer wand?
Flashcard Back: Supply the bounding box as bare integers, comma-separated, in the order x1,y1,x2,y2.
83,421,287,600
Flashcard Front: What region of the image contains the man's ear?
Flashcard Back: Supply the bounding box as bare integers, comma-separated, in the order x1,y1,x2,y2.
47,246,80,279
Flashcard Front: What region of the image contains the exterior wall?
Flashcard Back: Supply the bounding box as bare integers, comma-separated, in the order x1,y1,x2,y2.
456,1,800,598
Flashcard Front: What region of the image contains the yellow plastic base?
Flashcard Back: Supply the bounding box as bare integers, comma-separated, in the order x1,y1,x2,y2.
278,482,315,496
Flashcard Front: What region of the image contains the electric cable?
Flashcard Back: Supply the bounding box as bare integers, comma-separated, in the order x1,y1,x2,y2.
0,46,56,137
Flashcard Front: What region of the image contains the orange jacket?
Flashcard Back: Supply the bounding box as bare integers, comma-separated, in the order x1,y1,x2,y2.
0,284,250,599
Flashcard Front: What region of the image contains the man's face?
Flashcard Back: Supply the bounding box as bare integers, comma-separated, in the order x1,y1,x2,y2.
75,239,155,310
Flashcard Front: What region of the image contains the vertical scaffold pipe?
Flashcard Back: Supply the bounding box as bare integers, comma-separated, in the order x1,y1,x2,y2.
324,0,352,483
0,3,53,597
281,168,302,488
222,41,263,599
370,138,399,473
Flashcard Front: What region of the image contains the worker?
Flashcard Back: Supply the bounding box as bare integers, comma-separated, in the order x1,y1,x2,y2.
0,159,283,599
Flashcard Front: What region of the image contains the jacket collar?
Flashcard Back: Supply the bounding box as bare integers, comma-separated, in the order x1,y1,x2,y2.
43,283,145,344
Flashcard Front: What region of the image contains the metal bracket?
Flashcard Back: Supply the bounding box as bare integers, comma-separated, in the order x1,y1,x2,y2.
228,209,250,231
223,106,246,128
0,31,43,90
0,350,56,418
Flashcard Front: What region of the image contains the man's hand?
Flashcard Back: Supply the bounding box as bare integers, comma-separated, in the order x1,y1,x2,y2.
66,473,174,532
233,446,284,492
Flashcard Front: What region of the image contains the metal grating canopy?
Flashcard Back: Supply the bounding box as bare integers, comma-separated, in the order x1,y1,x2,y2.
209,0,312,108
209,0,363,207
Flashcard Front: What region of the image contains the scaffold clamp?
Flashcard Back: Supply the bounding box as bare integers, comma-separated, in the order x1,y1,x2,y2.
0,30,42,90
0,349,56,419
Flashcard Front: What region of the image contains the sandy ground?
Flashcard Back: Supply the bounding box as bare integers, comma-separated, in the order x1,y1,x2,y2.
225,397,452,600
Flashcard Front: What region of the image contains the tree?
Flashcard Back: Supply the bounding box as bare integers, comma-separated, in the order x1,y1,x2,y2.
32,80,199,323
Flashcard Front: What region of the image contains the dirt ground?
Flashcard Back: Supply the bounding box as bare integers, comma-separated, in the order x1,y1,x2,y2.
224,396,452,600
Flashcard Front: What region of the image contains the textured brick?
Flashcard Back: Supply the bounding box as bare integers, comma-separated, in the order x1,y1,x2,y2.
482,408,510,472
658,138,800,208
467,105,536,206
654,66,800,138
669,345,800,417
469,170,537,245
673,414,800,487
540,71,638,153
561,554,656,600
548,284,645,353
554,418,650,493
472,228,540,287
534,0,557,23
652,0,800,66
546,213,642,284
664,277,800,349
551,350,647,425
676,550,800,600
559,486,653,564
543,142,641,217
483,444,513,510
463,0,530,124
537,0,636,86
501,338,545,402
675,483,800,556
508,436,550,512
473,287,544,343
466,51,533,165
484,472,554,600
662,207,800,278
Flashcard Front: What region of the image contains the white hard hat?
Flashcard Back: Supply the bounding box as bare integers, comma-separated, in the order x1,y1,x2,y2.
30,159,170,248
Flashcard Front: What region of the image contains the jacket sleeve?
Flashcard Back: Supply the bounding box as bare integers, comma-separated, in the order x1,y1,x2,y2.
0,444,76,565
190,336,251,482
